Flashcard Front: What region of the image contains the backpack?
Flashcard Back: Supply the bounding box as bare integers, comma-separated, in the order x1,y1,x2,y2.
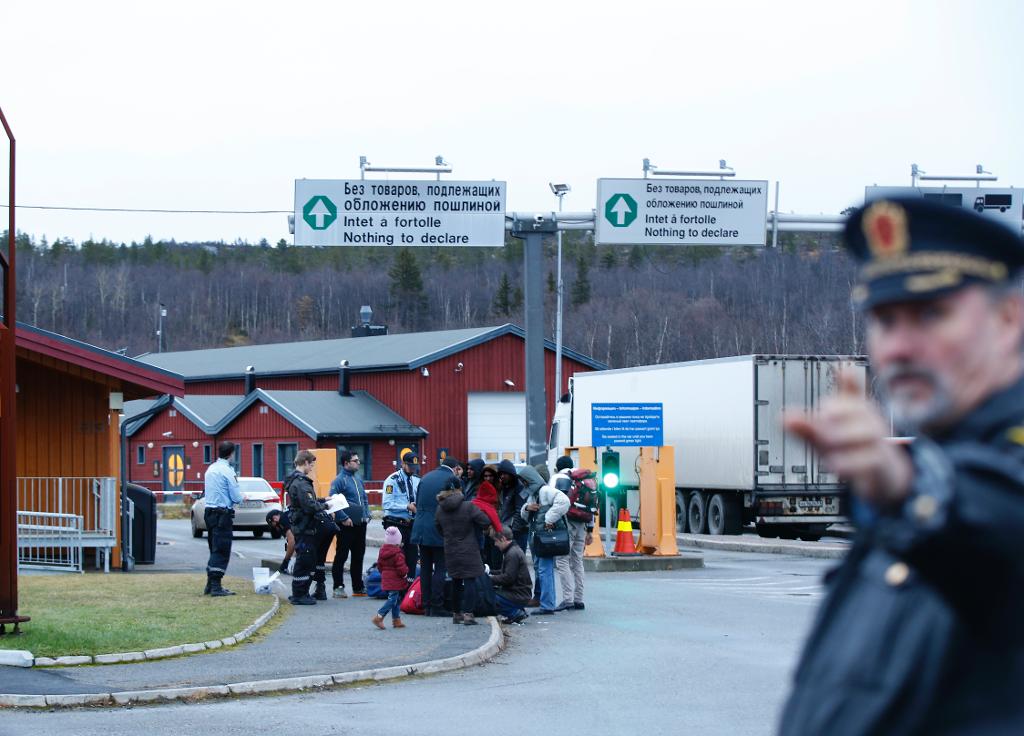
566,469,598,524
364,563,388,599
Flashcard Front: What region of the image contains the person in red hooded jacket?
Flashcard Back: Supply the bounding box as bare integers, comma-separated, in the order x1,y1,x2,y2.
472,466,502,567
373,526,409,629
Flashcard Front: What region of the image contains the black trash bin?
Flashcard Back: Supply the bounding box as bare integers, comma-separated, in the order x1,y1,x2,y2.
125,483,157,565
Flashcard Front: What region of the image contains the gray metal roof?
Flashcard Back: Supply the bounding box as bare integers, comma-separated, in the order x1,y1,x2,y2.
125,390,426,440
135,324,605,380
214,390,426,440
125,395,245,436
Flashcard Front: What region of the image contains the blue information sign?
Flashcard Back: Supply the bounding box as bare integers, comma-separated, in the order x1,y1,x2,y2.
591,403,664,447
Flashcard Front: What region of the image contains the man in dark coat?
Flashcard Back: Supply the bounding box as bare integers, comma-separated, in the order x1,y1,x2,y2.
779,197,1024,734
284,450,326,606
412,457,462,616
496,459,531,551
489,526,533,624
463,458,485,502
434,486,492,625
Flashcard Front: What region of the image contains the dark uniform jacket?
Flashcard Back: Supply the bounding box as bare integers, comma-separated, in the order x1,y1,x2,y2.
434,490,491,580
780,375,1024,735
284,471,321,537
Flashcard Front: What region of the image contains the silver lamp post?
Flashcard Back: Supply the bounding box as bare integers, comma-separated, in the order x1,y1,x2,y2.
549,183,570,403
157,304,167,353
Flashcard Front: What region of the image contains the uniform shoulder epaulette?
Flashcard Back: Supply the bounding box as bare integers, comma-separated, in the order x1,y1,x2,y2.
1005,426,1024,446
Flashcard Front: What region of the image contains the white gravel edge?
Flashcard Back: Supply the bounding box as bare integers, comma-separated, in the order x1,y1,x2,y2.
0,616,504,709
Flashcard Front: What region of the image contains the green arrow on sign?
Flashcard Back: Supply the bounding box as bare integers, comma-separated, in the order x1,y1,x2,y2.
302,195,338,230
604,193,637,227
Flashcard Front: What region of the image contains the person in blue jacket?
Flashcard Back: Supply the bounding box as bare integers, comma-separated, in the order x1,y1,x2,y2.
329,450,371,597
411,457,462,616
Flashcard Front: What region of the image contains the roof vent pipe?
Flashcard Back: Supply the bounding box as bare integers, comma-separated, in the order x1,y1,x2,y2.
244,365,256,395
339,360,351,397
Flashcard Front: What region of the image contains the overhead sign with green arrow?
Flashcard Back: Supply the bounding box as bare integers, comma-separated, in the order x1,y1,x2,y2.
294,179,507,247
596,178,769,247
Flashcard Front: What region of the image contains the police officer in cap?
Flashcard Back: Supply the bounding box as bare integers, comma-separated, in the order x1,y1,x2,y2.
780,197,1024,734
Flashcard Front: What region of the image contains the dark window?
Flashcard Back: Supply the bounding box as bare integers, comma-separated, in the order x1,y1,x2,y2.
227,441,241,475
336,442,370,481
203,444,212,464
137,446,145,464
253,444,264,479
277,443,298,481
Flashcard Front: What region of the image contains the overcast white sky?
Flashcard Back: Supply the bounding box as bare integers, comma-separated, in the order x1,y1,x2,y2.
2,0,1022,244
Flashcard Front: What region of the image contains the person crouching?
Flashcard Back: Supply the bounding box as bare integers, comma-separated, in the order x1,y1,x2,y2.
373,526,409,630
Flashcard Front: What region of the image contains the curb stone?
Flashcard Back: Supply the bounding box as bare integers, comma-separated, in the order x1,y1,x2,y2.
27,593,281,668
1,617,504,709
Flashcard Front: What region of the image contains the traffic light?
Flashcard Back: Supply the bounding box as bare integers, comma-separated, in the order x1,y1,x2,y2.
601,450,620,491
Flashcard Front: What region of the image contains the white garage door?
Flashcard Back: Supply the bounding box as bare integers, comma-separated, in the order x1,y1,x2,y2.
467,392,526,465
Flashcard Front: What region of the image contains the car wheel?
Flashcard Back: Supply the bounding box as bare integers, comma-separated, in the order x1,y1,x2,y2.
253,529,265,539
191,513,203,538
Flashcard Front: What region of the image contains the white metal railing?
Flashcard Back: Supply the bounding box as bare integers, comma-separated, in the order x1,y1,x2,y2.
16,510,84,573
17,477,117,571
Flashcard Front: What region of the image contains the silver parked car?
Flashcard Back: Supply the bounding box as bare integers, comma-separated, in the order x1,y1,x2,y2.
191,476,282,539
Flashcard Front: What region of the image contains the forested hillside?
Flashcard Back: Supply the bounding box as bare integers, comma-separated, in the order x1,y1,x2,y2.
5,229,863,367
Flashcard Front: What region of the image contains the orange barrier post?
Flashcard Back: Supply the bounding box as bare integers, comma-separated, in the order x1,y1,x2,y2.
611,508,641,556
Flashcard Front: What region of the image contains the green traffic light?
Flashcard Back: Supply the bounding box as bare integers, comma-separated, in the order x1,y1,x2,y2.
601,449,620,490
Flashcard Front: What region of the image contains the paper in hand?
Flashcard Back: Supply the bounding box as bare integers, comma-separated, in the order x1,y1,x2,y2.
323,495,349,513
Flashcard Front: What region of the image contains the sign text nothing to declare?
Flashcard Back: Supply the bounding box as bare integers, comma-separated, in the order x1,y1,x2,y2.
294,179,507,247
591,402,664,447
596,178,769,247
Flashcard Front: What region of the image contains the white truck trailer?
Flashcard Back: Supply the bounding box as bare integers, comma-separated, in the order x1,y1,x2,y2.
547,354,868,540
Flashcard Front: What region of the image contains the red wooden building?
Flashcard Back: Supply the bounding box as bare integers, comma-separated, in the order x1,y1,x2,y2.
14,323,184,568
126,324,603,494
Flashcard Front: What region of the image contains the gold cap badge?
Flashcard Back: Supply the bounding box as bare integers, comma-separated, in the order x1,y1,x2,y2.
863,201,910,261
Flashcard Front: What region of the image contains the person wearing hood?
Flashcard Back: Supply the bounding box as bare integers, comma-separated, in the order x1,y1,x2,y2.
435,486,493,625
463,458,485,502
521,477,571,614
499,459,532,552
472,466,502,566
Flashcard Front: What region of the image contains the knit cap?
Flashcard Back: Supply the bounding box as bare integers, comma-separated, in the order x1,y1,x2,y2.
384,526,402,545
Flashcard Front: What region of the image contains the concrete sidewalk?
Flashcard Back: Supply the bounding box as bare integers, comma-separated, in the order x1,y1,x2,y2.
0,591,501,708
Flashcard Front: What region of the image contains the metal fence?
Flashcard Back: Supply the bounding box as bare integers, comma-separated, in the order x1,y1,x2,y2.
16,510,84,573
16,477,117,571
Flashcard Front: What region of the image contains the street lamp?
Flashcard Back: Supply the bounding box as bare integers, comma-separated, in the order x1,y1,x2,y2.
549,183,570,403
157,303,167,353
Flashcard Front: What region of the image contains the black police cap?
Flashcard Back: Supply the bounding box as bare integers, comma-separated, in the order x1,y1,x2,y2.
843,196,1024,309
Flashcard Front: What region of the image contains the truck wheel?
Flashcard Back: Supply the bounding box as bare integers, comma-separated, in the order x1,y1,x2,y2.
707,494,742,535
253,529,265,539
755,523,779,539
676,491,687,533
688,492,707,535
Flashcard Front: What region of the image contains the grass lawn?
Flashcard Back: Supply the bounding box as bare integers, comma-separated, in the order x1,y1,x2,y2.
4,573,282,658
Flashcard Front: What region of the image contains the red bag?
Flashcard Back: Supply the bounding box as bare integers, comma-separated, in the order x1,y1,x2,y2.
400,576,425,615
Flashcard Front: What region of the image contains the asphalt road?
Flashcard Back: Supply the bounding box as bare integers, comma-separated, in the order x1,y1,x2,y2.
1,526,832,736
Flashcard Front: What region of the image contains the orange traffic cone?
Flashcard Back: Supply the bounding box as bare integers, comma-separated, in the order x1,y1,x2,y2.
611,508,641,556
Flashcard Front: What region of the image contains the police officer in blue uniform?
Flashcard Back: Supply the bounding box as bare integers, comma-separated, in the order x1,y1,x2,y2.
780,197,1024,734
203,440,242,596
382,452,420,582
